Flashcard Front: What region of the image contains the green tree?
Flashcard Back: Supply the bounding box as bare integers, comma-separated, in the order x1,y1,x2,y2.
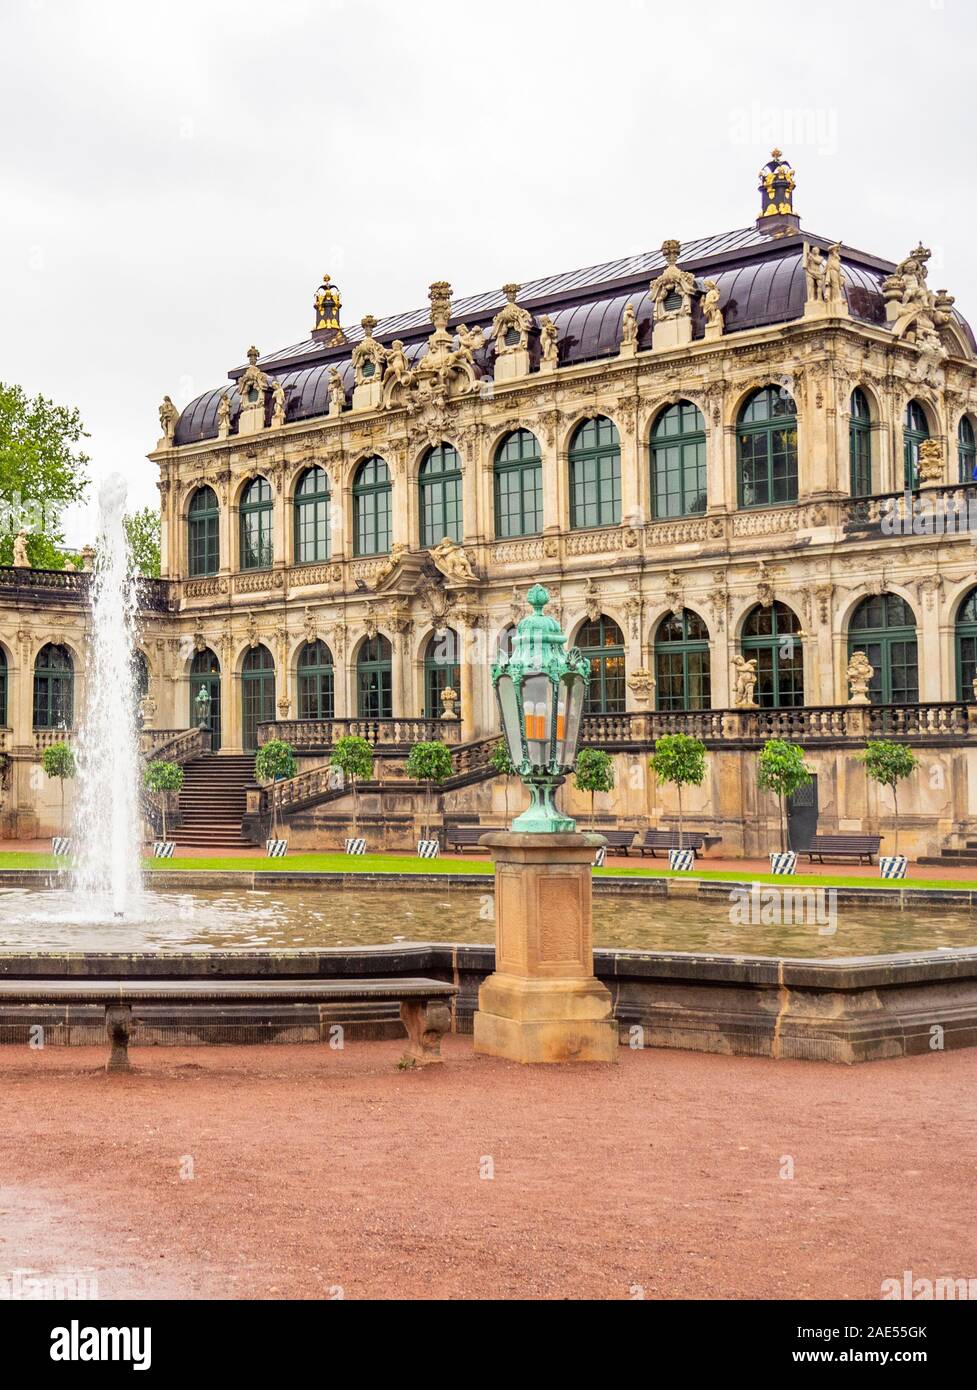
254,739,297,839
859,740,919,857
143,759,184,843
756,738,812,853
42,741,76,834
124,506,161,577
489,739,516,826
331,734,374,836
405,740,454,842
573,747,615,829
649,734,707,849
0,382,90,568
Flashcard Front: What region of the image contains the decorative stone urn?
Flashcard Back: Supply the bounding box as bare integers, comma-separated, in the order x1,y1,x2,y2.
440,686,459,721
846,651,874,706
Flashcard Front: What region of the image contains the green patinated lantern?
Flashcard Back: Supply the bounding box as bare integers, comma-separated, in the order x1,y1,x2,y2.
492,583,590,833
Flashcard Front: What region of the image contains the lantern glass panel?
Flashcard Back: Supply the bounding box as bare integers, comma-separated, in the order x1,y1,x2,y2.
496,674,523,766
522,672,553,767
560,674,586,766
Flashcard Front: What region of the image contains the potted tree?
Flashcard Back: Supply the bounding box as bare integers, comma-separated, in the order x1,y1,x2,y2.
859,739,919,879
42,741,75,857
489,739,516,827
254,738,297,857
405,739,453,857
756,738,812,874
143,758,184,857
573,747,615,865
331,734,374,853
649,734,707,871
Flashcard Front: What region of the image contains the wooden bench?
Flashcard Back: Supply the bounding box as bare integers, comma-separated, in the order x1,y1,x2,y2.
0,977,458,1072
598,830,639,855
803,834,882,865
445,825,503,851
637,830,706,858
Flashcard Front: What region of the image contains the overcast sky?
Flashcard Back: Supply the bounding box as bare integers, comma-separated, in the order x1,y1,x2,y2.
2,0,975,545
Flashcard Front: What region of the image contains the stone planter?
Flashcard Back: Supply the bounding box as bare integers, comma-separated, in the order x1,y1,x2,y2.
880,855,908,880
266,839,288,858
417,839,440,859
668,848,696,872
345,837,366,855
51,837,71,858
153,841,175,859
593,846,607,868
769,851,797,875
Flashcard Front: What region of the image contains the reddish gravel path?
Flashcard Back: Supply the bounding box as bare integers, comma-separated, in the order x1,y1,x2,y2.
1,1039,975,1300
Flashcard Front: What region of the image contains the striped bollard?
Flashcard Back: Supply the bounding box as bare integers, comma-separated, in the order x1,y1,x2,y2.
345,837,366,856
266,839,288,858
880,855,908,880
769,851,797,875
153,841,175,858
668,848,696,872
417,839,440,859
593,846,607,868
51,837,72,858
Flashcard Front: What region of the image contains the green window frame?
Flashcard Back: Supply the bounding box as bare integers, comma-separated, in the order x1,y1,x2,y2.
742,602,804,708
903,400,929,490
294,466,331,563
0,646,7,726
190,647,221,751
353,457,391,557
494,430,543,538
357,635,392,718
187,486,220,577
424,628,460,718
651,401,707,518
297,640,334,720
958,417,976,484
33,643,74,729
737,387,798,508
241,644,275,752
848,594,918,704
654,609,711,710
577,615,626,714
849,388,873,496
419,444,463,547
956,589,977,701
239,476,274,571
569,417,621,529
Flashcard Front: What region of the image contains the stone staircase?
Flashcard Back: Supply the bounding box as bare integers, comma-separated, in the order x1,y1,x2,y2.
918,840,977,868
176,753,255,849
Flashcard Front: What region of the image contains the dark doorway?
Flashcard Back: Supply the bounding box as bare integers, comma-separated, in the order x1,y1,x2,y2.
787,774,818,851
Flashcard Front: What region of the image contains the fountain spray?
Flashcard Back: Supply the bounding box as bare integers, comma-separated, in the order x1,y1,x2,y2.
73,472,142,917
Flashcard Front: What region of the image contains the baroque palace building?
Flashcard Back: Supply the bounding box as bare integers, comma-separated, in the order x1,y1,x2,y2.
5,151,977,853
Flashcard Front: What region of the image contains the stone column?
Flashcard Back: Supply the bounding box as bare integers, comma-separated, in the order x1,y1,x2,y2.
473,832,618,1065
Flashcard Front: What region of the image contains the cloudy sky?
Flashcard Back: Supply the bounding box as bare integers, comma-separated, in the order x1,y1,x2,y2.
1,0,974,544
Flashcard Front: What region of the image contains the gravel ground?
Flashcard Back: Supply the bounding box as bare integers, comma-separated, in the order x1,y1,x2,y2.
1,1038,975,1301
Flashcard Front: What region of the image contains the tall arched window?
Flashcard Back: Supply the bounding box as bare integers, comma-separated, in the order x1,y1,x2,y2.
294,466,330,563
187,485,219,577
577,615,626,714
742,602,804,708
494,430,542,538
903,400,930,490
849,388,872,496
33,643,74,728
424,628,460,718
190,647,221,751
955,589,977,701
241,645,275,751
419,444,463,547
958,417,976,484
849,595,918,704
0,647,7,727
297,640,334,720
569,417,621,529
357,635,392,718
239,477,273,570
651,401,707,518
654,609,711,710
737,386,798,508
353,457,391,557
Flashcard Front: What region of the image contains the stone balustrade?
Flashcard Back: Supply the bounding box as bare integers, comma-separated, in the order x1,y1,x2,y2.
257,716,461,751
0,567,171,611
139,726,212,763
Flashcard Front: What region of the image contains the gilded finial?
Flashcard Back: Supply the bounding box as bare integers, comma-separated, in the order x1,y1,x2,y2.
757,150,798,229
246,345,260,366
313,272,343,338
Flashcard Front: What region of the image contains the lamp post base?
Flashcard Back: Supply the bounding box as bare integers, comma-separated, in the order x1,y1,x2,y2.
473,832,618,1065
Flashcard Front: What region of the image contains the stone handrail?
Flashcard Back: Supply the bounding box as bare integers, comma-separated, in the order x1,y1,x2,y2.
0,567,170,611
140,726,211,764
842,482,977,531
581,703,974,747
257,717,460,749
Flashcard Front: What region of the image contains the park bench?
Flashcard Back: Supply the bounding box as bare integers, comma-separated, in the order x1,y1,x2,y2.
445,825,503,851
598,830,639,855
637,830,706,858
803,834,883,865
0,977,458,1072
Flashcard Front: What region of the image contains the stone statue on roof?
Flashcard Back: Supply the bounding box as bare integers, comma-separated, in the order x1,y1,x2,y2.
490,284,533,356
649,240,696,321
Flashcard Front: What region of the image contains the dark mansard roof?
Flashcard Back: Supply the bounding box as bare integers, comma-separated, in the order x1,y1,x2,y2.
173,224,976,448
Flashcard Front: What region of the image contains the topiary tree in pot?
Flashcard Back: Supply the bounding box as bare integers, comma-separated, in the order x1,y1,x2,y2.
254,739,297,841
42,741,76,836
143,759,184,844
649,734,706,849
859,740,919,857
405,739,454,845
330,734,374,837
573,747,615,829
756,738,811,854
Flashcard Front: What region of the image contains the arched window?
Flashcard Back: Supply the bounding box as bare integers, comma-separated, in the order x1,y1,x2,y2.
958,417,976,484
190,647,221,751
357,635,392,718
849,388,872,496
577,615,626,714
424,628,460,718
33,643,74,728
353,457,391,557
0,647,7,727
239,477,273,571
297,640,334,720
654,609,711,710
294,466,330,563
742,602,804,708
903,400,930,490
737,386,798,508
494,430,542,538
241,645,275,751
651,401,707,518
419,444,463,547
569,417,621,529
956,589,977,701
848,594,918,704
187,485,219,577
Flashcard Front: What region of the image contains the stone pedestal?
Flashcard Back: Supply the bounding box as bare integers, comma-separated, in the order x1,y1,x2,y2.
494,349,530,381
352,379,383,412
651,317,692,352
473,832,618,1065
